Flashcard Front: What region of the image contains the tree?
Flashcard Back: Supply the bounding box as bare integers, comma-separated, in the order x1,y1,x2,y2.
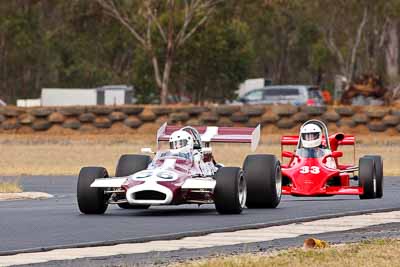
307,0,370,82
96,0,221,104
173,18,254,103
379,1,400,85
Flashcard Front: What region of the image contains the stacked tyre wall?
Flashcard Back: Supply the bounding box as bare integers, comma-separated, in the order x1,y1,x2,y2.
0,105,399,134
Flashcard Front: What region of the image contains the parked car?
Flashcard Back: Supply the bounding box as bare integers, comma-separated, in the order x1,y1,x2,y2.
238,85,325,106
236,78,273,98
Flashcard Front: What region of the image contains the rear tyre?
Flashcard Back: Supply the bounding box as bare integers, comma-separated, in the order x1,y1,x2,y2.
214,167,246,214
244,154,282,208
77,167,109,214
359,157,376,199
365,155,383,198
116,154,151,209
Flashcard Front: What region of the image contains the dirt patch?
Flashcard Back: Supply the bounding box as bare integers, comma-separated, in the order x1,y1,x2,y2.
174,239,400,267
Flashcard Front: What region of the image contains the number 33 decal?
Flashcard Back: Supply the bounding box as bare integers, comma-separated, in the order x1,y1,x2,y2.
300,166,320,174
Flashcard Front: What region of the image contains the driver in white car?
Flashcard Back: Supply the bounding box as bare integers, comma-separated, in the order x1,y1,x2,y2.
169,130,194,154
297,123,336,168
169,130,215,176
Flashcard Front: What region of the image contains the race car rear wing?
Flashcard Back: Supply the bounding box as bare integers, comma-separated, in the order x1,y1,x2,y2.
157,123,261,151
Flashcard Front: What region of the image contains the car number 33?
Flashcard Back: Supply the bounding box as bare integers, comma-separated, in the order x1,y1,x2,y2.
300,166,320,174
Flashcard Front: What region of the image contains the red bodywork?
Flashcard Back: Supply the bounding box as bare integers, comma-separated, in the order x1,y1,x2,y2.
281,133,363,196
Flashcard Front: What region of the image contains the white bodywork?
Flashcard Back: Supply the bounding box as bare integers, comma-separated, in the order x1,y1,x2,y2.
90,177,127,188
251,125,261,152
181,178,216,190
201,127,219,142
126,181,174,205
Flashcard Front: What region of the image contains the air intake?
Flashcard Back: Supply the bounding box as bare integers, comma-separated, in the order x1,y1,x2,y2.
134,190,166,201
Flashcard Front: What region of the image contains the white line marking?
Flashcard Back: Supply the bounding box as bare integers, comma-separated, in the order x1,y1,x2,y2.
1,211,400,266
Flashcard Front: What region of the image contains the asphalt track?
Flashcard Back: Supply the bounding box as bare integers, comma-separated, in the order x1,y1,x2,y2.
1,176,400,255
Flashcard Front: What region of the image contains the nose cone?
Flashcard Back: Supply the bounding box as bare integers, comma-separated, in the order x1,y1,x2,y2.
290,165,327,195
292,175,322,195
126,181,174,205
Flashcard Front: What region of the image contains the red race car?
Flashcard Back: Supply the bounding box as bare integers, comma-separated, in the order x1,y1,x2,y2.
280,119,383,199
77,123,282,215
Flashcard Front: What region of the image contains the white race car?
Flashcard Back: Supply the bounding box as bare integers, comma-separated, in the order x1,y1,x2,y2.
77,123,282,215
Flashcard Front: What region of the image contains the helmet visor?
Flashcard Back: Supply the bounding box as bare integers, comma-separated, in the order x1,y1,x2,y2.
170,139,188,149
302,132,320,141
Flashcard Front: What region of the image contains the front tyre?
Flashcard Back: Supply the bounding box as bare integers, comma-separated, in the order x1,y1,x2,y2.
214,167,246,214
244,154,282,208
364,155,383,198
116,154,151,209
77,167,109,214
359,157,376,199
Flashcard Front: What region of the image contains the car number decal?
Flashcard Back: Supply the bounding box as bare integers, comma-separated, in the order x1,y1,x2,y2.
300,166,320,174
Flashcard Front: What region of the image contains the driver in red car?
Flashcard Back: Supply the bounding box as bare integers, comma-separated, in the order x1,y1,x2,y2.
297,123,336,168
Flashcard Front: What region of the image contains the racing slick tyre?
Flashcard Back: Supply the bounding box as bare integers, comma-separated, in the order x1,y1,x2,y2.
116,154,152,209
244,154,282,208
77,167,110,214
365,155,383,198
359,157,377,199
214,167,246,214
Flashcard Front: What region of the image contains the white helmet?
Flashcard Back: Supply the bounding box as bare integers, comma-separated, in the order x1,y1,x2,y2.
169,130,194,153
300,123,322,148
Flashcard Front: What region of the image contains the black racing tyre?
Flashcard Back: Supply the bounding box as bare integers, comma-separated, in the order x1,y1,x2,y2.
244,154,282,208
77,167,109,214
214,167,246,214
116,154,151,209
359,157,376,199
364,155,383,198
116,154,152,177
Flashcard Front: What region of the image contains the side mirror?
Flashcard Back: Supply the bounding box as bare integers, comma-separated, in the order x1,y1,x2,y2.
141,147,154,154
282,151,295,158
335,133,345,141
331,151,343,158
322,151,343,163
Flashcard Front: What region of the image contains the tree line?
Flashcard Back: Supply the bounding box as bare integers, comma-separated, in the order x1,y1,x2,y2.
0,0,399,104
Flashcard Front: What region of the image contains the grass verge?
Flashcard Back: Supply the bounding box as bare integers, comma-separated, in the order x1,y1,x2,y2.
0,178,23,193
174,239,400,267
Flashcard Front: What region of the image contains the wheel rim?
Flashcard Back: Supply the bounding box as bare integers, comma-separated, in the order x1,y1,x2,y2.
238,173,247,208
275,164,282,198
373,168,377,194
